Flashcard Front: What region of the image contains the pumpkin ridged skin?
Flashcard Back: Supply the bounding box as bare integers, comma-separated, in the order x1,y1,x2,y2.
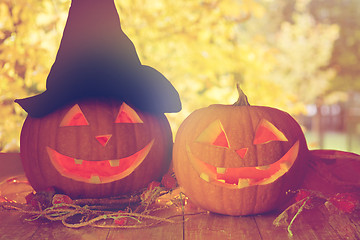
173,104,309,216
20,99,173,199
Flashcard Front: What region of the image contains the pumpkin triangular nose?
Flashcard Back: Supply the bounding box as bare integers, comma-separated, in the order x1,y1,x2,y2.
95,134,112,147
236,148,248,159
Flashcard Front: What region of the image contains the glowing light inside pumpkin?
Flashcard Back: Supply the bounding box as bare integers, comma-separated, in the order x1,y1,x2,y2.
60,104,89,127
196,120,230,148
235,148,248,159
49,102,153,185
186,141,299,189
95,134,112,147
115,103,143,124
46,139,154,184
253,119,288,145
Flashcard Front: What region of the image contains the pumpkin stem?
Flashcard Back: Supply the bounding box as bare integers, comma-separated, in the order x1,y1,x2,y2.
233,83,250,106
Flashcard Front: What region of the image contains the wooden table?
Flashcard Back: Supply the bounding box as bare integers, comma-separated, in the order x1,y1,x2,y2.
1,153,359,240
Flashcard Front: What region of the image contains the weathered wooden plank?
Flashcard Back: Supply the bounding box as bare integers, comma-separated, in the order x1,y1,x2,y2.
1,207,360,240
325,210,360,240
107,206,184,240
29,223,110,240
0,211,39,240
291,209,342,240
107,223,183,240
254,213,297,240
255,209,343,240
184,212,262,240
0,211,110,240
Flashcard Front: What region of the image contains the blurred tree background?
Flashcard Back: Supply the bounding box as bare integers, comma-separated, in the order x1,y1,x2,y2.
0,0,359,152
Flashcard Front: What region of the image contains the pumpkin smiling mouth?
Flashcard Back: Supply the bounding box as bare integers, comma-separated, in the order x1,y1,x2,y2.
47,139,154,184
186,141,299,189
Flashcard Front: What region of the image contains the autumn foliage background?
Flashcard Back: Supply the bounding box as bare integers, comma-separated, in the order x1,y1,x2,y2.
0,0,359,153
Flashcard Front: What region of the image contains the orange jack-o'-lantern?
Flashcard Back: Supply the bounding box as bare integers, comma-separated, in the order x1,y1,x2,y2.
173,87,309,216
20,99,173,199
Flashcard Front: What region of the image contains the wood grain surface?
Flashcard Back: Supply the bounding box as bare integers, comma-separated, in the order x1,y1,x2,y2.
0,153,359,240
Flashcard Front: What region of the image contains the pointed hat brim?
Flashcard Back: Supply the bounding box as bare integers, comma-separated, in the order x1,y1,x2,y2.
15,64,181,117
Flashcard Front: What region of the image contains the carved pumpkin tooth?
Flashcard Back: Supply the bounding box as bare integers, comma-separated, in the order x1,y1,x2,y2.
217,179,226,183
216,167,226,174
237,178,250,188
109,159,120,167
74,159,83,165
255,165,270,170
280,162,291,172
200,173,210,182
90,175,101,184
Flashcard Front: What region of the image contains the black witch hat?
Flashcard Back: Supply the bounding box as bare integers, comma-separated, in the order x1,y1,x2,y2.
15,0,181,117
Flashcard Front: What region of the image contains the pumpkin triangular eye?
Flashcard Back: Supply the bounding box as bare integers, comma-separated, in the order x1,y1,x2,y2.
253,119,288,145
115,103,143,124
60,104,89,127
196,120,230,148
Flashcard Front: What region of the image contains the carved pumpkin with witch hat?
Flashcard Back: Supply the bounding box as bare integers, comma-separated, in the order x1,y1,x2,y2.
15,0,181,199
